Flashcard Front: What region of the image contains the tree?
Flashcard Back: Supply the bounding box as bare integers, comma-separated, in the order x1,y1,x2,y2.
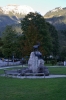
2,26,19,59
0,38,3,57
21,12,52,56
60,46,66,61
47,22,59,56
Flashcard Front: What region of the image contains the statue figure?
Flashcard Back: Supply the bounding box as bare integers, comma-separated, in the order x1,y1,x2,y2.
28,43,43,73
28,51,38,73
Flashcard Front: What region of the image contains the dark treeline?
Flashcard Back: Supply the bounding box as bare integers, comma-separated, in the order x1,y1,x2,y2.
0,12,65,62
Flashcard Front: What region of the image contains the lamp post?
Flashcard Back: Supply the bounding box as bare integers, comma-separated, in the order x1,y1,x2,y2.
20,57,25,68
13,55,14,65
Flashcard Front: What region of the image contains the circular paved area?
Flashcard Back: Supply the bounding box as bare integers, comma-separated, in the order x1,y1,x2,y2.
0,65,66,79
2,74,66,79
0,73,66,79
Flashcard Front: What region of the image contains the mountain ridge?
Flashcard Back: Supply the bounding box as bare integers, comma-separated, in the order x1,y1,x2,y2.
0,5,66,33
1,5,35,17
0,5,35,34
44,7,66,18
44,7,66,30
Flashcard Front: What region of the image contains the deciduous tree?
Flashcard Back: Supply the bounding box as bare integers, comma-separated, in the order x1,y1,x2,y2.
2,26,18,59
21,12,52,56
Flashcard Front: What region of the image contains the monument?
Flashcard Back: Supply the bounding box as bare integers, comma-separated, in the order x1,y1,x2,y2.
20,43,49,76
27,43,49,75
28,44,42,73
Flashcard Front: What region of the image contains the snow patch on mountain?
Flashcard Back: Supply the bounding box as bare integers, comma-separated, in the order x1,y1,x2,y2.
1,5,35,15
51,7,63,12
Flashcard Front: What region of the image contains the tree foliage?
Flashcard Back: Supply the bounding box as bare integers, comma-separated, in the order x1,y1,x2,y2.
1,12,59,59
21,12,53,56
47,22,59,56
2,26,19,58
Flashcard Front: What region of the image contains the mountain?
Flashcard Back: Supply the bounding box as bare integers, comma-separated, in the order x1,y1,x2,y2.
44,7,66,30
1,5,34,17
0,5,66,32
0,5,35,34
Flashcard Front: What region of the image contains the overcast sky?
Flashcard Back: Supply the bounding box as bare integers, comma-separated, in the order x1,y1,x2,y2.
0,0,66,15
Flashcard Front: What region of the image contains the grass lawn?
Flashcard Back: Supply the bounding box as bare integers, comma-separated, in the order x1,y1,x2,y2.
48,66,66,75
0,65,25,75
0,65,66,100
0,77,66,100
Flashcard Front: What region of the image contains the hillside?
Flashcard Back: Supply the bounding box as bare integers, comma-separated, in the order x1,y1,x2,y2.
0,5,34,34
44,7,66,30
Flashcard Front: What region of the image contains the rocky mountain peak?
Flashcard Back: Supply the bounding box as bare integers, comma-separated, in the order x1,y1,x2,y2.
1,5,35,15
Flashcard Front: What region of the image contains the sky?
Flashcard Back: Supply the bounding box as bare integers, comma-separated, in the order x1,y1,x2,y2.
0,0,66,15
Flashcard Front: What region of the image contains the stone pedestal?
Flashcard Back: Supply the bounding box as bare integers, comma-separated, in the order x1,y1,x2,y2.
28,51,44,73
28,52,38,72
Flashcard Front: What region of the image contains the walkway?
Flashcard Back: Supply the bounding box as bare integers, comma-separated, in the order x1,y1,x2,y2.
1,74,66,79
